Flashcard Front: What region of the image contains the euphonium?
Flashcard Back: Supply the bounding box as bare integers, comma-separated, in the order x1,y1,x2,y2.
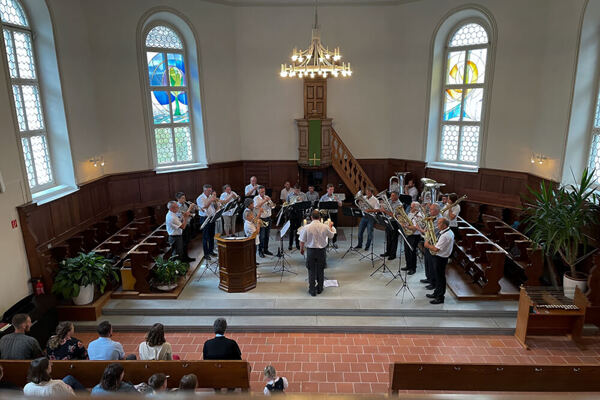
354,190,371,212
394,205,417,235
423,216,438,255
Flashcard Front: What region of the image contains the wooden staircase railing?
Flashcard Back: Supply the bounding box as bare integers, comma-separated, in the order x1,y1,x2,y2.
330,128,377,194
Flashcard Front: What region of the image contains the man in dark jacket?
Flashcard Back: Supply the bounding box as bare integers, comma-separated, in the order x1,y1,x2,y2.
202,318,241,360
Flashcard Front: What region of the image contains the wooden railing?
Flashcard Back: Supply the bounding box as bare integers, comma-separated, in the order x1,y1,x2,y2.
330,128,377,194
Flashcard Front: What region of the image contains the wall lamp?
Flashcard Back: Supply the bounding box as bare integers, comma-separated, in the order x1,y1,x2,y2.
90,156,105,168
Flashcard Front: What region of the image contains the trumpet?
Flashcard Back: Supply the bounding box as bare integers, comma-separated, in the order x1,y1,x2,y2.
440,194,467,213
265,196,276,209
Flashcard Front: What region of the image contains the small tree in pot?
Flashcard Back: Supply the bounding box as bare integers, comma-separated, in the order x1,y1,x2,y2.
523,168,599,297
52,252,118,305
151,256,190,291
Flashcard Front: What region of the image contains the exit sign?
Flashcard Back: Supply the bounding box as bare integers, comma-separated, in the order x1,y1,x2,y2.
11,219,17,229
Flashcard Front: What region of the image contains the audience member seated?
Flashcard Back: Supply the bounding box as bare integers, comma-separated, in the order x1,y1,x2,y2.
91,363,136,395
46,321,88,360
139,323,172,361
263,365,288,395
177,374,198,392
202,318,242,360
0,313,43,360
147,373,168,396
23,357,84,396
0,366,19,391
88,321,135,360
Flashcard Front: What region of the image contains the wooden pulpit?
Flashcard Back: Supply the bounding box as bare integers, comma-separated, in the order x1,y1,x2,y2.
215,233,257,293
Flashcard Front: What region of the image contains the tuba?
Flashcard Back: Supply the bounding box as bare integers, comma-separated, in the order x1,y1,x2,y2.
389,172,409,195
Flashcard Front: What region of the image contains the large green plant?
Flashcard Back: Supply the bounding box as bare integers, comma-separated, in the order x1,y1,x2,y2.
523,168,599,280
151,256,189,286
52,252,118,299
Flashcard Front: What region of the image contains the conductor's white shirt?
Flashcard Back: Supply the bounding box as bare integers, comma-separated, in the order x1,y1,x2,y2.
299,220,336,249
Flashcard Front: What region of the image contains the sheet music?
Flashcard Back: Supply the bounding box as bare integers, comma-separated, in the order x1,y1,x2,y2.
324,280,339,288
280,220,291,238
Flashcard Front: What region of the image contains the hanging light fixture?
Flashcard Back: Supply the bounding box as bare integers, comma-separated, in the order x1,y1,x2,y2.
279,0,352,79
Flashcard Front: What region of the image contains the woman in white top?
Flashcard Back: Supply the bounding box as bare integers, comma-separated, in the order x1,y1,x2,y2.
23,357,75,397
138,323,173,360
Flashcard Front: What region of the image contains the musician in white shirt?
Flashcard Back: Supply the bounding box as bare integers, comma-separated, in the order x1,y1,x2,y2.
243,198,261,246
175,192,196,262
280,181,292,203
442,193,461,229
165,201,190,261
299,210,336,296
253,186,274,257
353,188,380,251
424,217,455,304
319,184,342,247
245,176,259,198
220,184,239,236
416,203,441,289
379,191,402,260
400,201,424,275
197,184,218,260
405,179,419,202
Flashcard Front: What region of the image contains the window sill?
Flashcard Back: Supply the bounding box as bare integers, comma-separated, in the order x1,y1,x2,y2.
155,162,208,174
32,184,79,205
427,161,479,173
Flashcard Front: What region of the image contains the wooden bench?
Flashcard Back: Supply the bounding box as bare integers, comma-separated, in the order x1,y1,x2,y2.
389,363,600,393
0,360,251,390
482,214,543,286
453,218,507,295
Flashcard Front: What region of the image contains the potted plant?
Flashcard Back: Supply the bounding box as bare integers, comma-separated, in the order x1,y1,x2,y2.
52,252,118,305
151,256,190,291
523,168,599,298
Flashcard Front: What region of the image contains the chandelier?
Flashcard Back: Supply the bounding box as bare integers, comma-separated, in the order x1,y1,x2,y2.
279,1,352,79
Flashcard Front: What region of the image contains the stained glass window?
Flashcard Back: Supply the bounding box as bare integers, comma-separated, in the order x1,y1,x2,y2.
439,22,490,165
145,25,193,166
1,0,54,190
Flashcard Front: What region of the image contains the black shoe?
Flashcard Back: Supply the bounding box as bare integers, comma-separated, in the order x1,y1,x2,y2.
296,245,300,250
259,252,265,258
309,291,316,297
430,298,444,304
407,270,416,275
256,262,261,266
364,246,370,251
183,257,196,262
264,250,274,256
380,253,388,257
420,279,430,284
204,255,211,261
426,293,436,298
401,267,410,271
354,245,362,249
388,256,396,261
332,243,338,249
288,246,293,250
317,289,323,294
210,252,217,257
425,284,435,290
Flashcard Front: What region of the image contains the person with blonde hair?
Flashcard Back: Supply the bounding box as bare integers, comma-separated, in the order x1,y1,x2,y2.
263,365,288,395
46,321,88,360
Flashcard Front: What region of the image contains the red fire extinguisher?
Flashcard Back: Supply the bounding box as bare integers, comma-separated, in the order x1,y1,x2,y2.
35,281,45,295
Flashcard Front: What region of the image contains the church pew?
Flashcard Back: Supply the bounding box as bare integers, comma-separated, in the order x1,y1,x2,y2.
388,363,600,393
482,214,543,286
0,360,251,390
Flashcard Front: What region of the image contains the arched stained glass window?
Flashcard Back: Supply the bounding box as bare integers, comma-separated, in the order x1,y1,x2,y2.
144,25,193,166
1,0,54,190
589,92,600,183
439,22,490,165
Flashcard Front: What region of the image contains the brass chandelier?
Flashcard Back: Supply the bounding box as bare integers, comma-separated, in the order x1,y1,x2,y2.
279,1,352,79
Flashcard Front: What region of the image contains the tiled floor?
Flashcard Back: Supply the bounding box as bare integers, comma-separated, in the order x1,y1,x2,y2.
75,331,600,394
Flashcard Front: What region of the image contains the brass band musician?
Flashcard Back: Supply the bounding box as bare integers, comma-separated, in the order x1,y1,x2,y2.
319,184,342,247
254,186,274,258
245,176,259,198
219,184,238,236
353,187,380,251
175,192,196,262
416,203,441,292
197,184,218,260
379,191,402,260
243,198,261,246
305,185,319,203
280,181,292,203
423,217,454,304
400,201,424,275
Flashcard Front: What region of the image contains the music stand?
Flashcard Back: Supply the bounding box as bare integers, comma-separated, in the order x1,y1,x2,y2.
394,251,415,302
370,217,397,277
273,220,296,281
341,207,363,259
399,194,412,210
359,213,382,266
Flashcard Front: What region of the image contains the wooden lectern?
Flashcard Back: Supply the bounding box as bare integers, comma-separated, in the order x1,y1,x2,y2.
215,233,257,293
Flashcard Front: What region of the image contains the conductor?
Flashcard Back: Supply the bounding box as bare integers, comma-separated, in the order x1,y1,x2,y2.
299,210,336,297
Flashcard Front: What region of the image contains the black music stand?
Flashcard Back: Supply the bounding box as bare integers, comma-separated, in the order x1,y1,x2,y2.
273,220,296,281
341,207,363,259
221,200,240,237
370,217,397,277
359,214,382,266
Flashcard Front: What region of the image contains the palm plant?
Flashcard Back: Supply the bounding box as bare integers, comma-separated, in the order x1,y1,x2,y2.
522,168,599,282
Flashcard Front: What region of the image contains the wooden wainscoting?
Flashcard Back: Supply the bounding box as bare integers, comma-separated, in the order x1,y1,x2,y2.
16,159,553,294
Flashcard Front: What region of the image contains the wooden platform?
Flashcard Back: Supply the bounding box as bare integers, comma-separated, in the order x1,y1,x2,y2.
111,261,200,300
446,262,520,301
57,290,113,321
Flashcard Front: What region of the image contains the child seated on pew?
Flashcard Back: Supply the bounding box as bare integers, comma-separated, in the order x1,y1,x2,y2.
263,365,288,395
